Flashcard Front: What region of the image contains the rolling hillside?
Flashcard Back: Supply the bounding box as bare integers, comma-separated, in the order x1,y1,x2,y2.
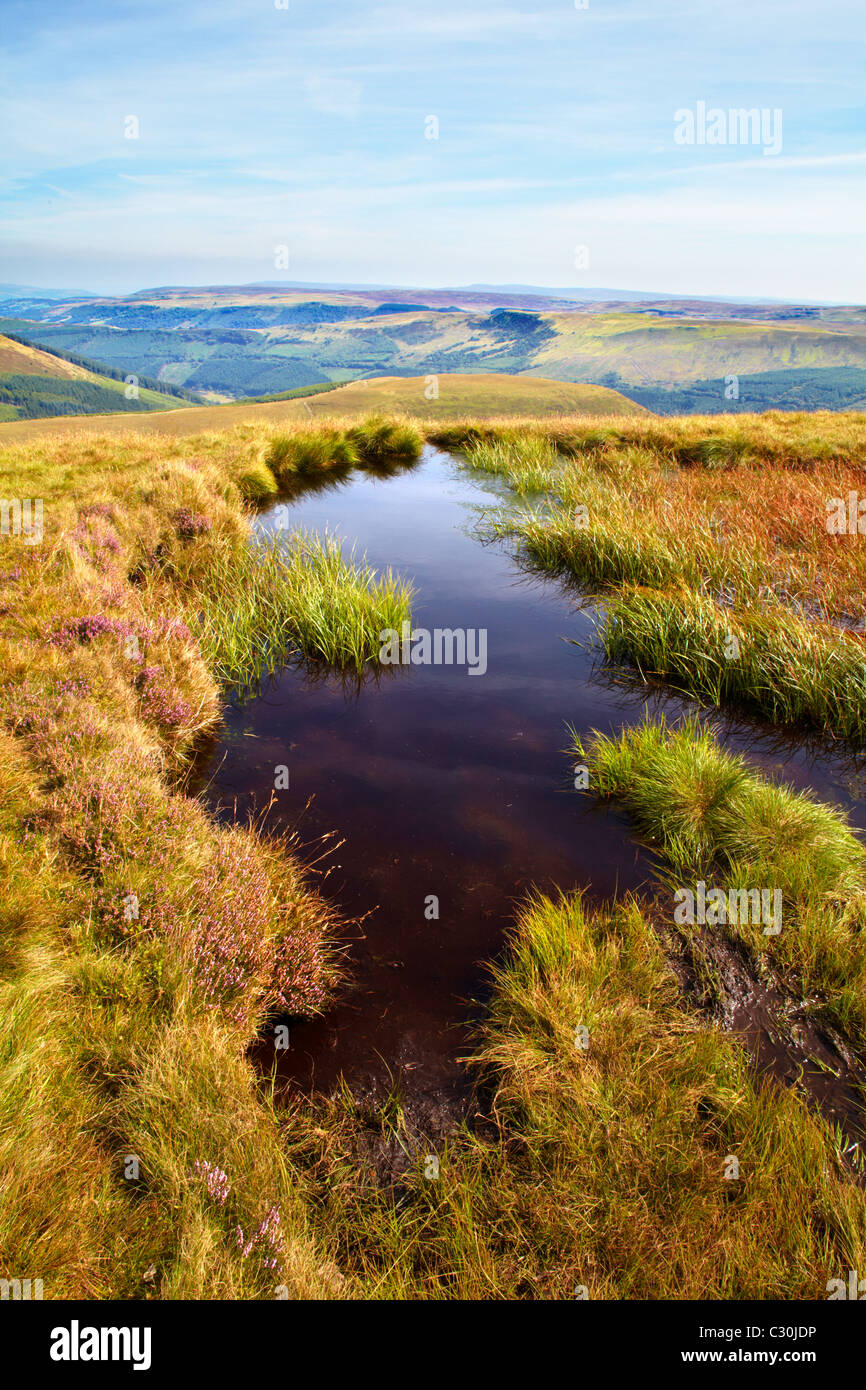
0,333,195,421
3,284,866,415
0,372,645,442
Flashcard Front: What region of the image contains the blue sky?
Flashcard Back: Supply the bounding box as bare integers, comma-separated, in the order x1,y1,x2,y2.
1,0,864,299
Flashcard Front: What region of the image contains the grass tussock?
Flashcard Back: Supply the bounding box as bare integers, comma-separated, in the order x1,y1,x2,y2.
264,426,358,482
572,715,866,1042
190,530,413,695
288,892,865,1299
346,413,424,468
468,417,866,737
262,415,422,487
461,435,559,495
601,585,866,740
237,459,279,502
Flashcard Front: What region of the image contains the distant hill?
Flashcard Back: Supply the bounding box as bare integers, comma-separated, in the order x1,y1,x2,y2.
265,372,646,418
0,334,197,421
0,372,645,442
2,282,866,418
0,283,95,300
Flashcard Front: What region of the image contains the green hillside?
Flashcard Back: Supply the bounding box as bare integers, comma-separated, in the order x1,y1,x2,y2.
3,286,866,415
0,372,645,442
0,333,195,420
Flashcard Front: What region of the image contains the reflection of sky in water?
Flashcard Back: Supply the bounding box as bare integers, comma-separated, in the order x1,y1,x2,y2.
200,448,866,1119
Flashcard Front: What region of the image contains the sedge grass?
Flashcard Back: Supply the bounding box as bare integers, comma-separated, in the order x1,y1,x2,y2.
599,585,866,741
476,424,866,738
190,530,413,695
264,426,358,482
346,413,424,467
571,715,866,1042
287,891,866,1299
460,435,560,495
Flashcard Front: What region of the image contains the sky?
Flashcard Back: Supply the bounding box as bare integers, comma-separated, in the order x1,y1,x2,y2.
1,0,864,300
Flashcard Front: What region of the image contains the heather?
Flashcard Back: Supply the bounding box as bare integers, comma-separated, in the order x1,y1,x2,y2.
1,411,866,1302
0,421,344,1297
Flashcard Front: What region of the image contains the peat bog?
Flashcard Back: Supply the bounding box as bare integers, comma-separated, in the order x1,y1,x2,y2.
197,446,866,1143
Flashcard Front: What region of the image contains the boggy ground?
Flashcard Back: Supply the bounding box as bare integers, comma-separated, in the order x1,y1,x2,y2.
444,413,866,739
0,409,865,1299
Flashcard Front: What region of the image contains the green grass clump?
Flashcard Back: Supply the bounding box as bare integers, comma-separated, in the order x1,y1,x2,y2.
572,715,866,1040
600,586,866,741
346,414,423,467
672,433,755,470
191,530,413,694
237,459,279,501
291,891,866,1299
461,435,559,495
265,427,358,481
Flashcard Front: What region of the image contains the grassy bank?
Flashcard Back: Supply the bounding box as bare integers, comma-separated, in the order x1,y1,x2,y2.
455,415,866,739
286,892,865,1298
572,716,866,1044
1,411,864,1301
0,417,413,1297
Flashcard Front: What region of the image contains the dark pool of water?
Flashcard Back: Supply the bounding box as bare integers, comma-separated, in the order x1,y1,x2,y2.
197,448,866,1130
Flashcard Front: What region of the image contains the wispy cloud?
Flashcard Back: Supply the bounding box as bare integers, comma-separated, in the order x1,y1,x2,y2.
1,0,864,297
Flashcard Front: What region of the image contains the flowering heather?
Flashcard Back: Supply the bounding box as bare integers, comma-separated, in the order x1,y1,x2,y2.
135,665,193,730
180,835,272,1028
79,502,115,520
172,508,212,540
153,614,192,643
89,882,177,942
271,918,329,1015
235,1205,282,1269
58,773,185,878
1,679,42,735
68,517,123,572
49,614,134,649
56,677,92,698
176,831,331,1028
47,613,161,659
190,1160,232,1206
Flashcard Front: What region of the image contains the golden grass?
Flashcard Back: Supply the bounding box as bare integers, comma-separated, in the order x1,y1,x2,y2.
1,410,864,1301
0,373,646,443
287,894,866,1299
457,414,866,735
0,421,347,1298
573,715,866,1043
